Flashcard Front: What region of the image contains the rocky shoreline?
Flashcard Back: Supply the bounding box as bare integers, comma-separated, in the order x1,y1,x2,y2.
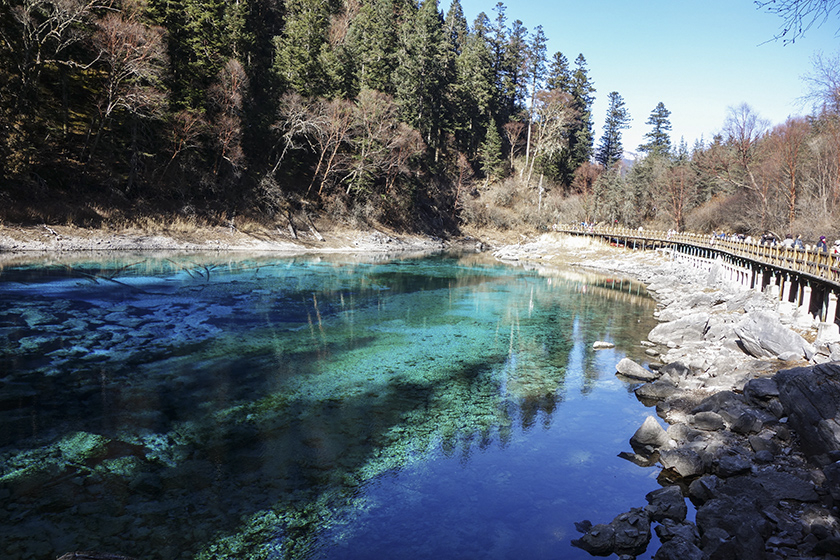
495,234,840,560
0,223,463,258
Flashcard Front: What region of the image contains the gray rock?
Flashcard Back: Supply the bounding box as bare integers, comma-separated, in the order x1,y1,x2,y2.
593,340,615,349
692,411,725,431
611,508,652,557
754,450,775,463
734,311,815,360
616,357,659,381
692,390,744,415
716,454,752,477
695,494,771,560
658,361,691,379
654,519,700,544
688,474,719,505
630,416,671,455
754,471,818,502
822,461,840,501
744,377,780,403
571,523,615,556
645,485,687,522
571,508,652,558
648,312,710,346
813,537,840,556
635,379,678,402
659,448,706,479
748,434,780,455
775,362,840,463
653,538,703,560
730,410,762,434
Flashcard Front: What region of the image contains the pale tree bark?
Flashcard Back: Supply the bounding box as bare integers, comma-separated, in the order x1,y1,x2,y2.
722,103,771,229
527,89,573,187
208,58,248,174
85,9,166,163
768,117,810,230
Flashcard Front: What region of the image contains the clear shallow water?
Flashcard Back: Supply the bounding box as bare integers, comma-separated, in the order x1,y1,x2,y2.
0,251,662,560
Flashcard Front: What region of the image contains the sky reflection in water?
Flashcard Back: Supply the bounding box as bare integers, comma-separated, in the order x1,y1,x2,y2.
0,251,663,560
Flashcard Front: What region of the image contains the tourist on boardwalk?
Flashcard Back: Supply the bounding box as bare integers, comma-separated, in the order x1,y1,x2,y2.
760,232,777,246
817,236,829,252
794,235,804,250
782,234,794,249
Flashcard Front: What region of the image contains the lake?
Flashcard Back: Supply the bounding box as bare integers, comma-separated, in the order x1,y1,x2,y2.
0,251,664,559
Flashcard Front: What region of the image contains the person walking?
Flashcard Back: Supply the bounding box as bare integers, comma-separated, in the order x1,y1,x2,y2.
817,236,829,253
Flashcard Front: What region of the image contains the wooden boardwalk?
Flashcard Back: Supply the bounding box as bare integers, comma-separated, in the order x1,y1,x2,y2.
558,225,840,323
558,225,840,287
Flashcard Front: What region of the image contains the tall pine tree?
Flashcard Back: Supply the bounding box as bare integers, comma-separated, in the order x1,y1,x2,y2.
595,91,630,168
395,0,452,159
273,0,338,97
569,54,596,167
638,101,672,156
522,24,546,177
345,0,401,95
451,13,494,159
546,52,571,93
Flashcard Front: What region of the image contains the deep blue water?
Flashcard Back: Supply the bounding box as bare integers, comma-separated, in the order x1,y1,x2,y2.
0,251,664,560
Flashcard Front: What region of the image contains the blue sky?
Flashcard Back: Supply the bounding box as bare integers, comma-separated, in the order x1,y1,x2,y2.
451,0,839,157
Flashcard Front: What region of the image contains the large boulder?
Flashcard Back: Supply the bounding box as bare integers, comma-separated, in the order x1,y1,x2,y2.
630,416,671,455
775,362,840,464
734,311,815,360
645,485,687,523
659,448,706,479
648,312,710,347
695,494,771,560
616,357,659,381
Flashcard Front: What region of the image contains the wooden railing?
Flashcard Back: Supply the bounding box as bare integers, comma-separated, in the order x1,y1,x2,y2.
557,224,840,287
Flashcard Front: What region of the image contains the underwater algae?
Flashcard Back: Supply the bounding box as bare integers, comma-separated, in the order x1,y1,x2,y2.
0,252,660,560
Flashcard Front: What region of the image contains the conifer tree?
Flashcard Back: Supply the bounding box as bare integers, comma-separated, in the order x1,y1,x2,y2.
596,91,631,168
546,52,571,93
638,101,672,156
273,0,336,97
452,13,494,158
480,120,504,179
149,0,235,109
443,0,468,56
504,19,528,114
569,54,596,166
346,0,400,95
395,0,452,158
522,24,546,178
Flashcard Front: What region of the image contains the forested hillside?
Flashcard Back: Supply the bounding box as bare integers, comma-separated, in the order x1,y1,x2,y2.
1,0,838,238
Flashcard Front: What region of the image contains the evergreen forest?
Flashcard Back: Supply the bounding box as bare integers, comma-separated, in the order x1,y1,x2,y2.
1,0,839,239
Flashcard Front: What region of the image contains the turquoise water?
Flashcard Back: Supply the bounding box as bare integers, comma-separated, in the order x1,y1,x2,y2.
0,251,662,560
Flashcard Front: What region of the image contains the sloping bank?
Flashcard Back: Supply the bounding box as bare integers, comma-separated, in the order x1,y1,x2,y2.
493,233,840,560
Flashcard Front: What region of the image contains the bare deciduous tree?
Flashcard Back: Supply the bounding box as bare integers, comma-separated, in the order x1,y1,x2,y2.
527,89,573,186
802,50,840,114
308,98,353,196
502,121,525,169
208,58,248,174
1,0,108,102
571,161,602,223
663,162,696,231
85,9,166,162
755,0,840,44
722,103,771,228
768,117,810,230
162,109,207,176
